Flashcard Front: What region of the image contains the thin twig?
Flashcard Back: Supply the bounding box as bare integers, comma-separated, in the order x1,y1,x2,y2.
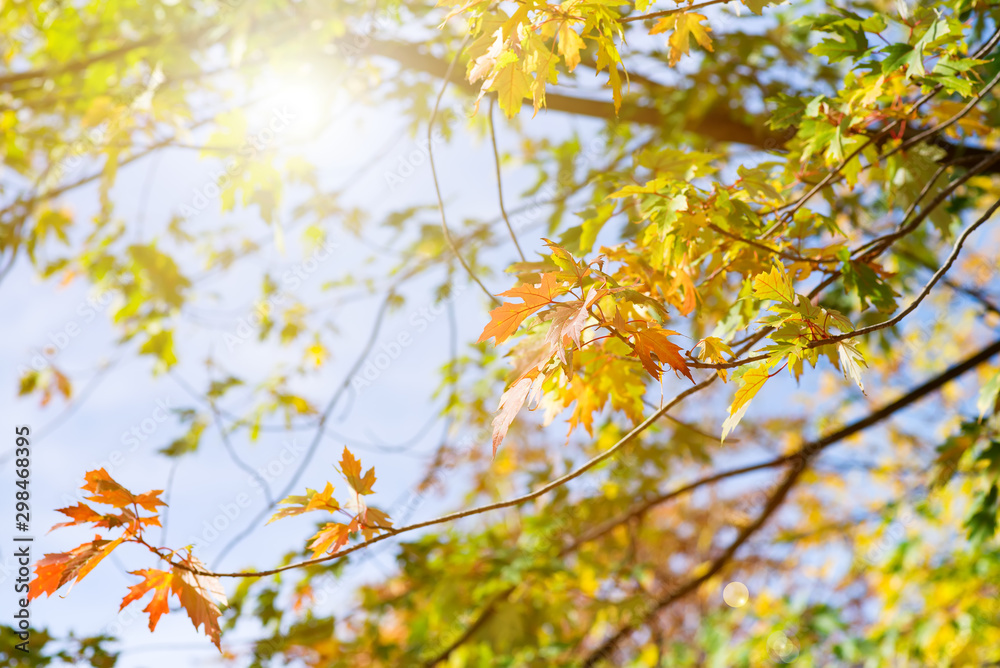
209,291,396,568
427,36,500,306
620,0,730,24
490,99,527,262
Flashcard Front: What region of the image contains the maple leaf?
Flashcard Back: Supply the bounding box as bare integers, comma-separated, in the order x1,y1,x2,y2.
359,506,394,541
267,483,341,523
120,569,174,631
491,375,540,457
752,265,796,304
267,500,310,524
695,336,734,382
95,507,145,531
468,28,505,84
30,536,124,600
121,559,228,650
652,12,714,66
541,286,605,364
542,303,589,364
594,38,624,112
82,468,135,508
304,482,341,511
134,489,167,513
35,471,169,601
557,23,585,71
478,273,565,345
308,521,354,557
50,470,166,535
51,503,104,530
837,341,867,395
631,327,694,383
340,447,376,496
174,557,228,649
721,363,772,441
490,63,532,118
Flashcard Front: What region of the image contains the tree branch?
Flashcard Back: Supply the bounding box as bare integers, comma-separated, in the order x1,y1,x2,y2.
580,333,1000,664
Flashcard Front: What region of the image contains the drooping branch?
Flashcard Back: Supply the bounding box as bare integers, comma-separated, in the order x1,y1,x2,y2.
159,324,1000,588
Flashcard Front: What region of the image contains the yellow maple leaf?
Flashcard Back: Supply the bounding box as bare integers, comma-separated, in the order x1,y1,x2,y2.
752,265,796,304
651,12,714,66
490,63,532,118
557,23,585,72
695,336,734,382
721,363,772,441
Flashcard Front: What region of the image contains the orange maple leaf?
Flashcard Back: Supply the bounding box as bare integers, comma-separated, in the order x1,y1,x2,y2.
121,569,174,631
51,503,103,530
478,273,565,345
30,536,124,600
339,447,376,496
34,470,167,600
82,468,136,508
134,490,167,513
308,521,354,556
121,560,227,649
267,483,342,524
174,558,228,649
631,328,694,383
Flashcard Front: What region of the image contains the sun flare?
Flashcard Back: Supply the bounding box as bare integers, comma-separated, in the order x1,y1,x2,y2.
248,70,330,143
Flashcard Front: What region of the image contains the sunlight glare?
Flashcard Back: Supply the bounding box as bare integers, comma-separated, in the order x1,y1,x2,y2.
249,69,330,144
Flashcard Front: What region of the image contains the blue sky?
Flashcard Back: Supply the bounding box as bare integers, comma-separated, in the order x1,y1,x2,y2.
0,62,623,663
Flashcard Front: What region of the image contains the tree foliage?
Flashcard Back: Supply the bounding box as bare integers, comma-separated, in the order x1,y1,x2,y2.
6,0,1000,664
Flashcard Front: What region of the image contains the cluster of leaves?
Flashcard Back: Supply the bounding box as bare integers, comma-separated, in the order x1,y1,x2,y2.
29,469,227,647
31,447,390,649
267,447,394,556
10,0,1000,663
477,241,695,454
478,158,875,450
458,0,781,116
